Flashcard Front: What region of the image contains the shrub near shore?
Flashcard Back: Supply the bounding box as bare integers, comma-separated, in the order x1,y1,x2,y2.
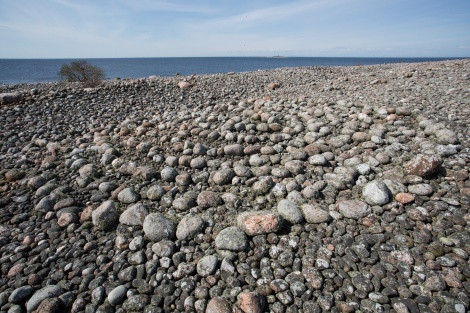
58,60,106,87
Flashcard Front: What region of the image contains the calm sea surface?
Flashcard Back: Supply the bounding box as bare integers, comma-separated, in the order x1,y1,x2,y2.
0,57,462,85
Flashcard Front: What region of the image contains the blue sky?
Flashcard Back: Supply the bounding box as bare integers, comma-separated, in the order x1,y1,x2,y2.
0,0,469,58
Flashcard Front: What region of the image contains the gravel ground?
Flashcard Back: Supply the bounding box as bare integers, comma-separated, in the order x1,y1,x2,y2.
0,59,469,313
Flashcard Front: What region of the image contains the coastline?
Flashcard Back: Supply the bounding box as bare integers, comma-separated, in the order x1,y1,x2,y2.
0,58,469,312
1,56,467,87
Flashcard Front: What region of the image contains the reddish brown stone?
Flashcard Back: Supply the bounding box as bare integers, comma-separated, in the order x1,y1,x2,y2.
83,242,97,252
395,192,415,204
23,235,34,245
53,198,76,211
119,163,137,175
135,126,147,136
133,166,157,181
206,275,218,286
206,297,231,313
260,113,270,122
267,82,280,90
125,137,139,148
362,217,373,227
237,292,265,313
178,155,191,167
407,208,427,222
58,212,77,227
396,107,411,116
197,191,222,209
462,188,470,197
41,156,57,168
119,127,130,136
34,297,61,313
244,145,261,155
178,81,194,90
80,206,93,223
78,164,95,177
8,263,24,277
237,211,282,236
452,169,469,181
304,144,322,156
46,142,61,154
5,169,24,182
338,302,356,313
404,154,442,178
141,121,154,128
45,212,55,221
28,274,42,286
111,185,126,199
442,268,463,288
426,260,441,270
175,173,192,186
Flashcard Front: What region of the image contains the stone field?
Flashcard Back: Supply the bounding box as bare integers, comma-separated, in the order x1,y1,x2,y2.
0,59,469,313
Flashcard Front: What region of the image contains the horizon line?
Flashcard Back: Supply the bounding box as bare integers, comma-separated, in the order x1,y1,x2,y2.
1,56,468,60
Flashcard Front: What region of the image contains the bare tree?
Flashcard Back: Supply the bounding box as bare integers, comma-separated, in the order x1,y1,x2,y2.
58,60,106,87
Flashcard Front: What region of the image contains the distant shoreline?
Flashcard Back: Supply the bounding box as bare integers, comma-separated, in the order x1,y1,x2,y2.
1,57,468,87
1,56,468,60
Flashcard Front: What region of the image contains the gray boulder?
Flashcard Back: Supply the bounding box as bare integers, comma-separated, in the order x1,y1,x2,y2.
212,169,235,185
196,255,218,277
26,285,63,312
118,188,140,204
176,214,205,241
338,200,371,219
161,167,178,182
362,180,392,205
143,213,176,241
301,204,330,223
435,128,457,144
147,185,165,200
224,144,244,156
9,286,34,304
215,226,248,251
119,203,148,226
0,92,23,105
277,199,304,224
108,285,127,305
92,200,119,231
34,196,54,212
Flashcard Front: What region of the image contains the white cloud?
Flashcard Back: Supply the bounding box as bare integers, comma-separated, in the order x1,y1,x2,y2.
194,0,346,29
118,0,217,14
48,0,94,12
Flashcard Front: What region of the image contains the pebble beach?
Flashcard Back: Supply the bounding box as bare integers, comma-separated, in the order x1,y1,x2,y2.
0,59,469,313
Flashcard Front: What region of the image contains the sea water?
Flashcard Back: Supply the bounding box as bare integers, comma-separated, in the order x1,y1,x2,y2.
0,57,462,85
